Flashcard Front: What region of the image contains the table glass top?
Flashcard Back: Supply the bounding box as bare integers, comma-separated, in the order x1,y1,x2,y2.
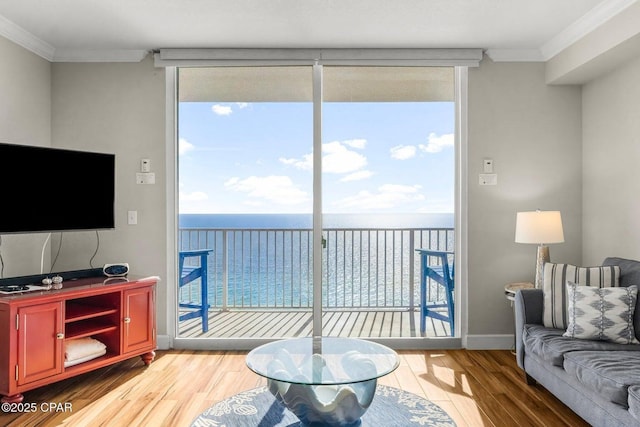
246,337,399,385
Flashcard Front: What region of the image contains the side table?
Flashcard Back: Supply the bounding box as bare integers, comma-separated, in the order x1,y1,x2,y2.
505,282,534,354
505,282,534,303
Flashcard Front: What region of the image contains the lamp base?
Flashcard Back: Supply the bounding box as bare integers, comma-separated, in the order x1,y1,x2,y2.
535,245,550,289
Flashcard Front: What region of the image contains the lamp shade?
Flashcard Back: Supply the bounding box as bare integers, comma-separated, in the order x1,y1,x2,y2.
515,210,564,244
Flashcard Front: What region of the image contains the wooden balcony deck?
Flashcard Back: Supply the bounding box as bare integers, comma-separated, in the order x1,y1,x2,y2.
178,308,451,338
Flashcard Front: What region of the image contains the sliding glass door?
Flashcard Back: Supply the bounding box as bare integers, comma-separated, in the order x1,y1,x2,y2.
320,67,455,338
176,65,456,343
177,67,314,339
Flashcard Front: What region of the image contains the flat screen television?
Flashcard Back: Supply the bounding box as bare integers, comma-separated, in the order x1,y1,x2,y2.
0,143,115,233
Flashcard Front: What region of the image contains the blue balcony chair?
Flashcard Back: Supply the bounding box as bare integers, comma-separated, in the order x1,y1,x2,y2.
178,249,213,333
415,249,454,336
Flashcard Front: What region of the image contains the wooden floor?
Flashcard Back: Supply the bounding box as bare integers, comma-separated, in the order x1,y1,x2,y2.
0,349,589,427
179,308,452,338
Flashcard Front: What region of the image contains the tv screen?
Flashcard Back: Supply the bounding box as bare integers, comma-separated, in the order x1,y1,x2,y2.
0,143,115,233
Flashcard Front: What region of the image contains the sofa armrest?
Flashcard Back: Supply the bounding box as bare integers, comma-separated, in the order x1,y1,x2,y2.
514,288,543,369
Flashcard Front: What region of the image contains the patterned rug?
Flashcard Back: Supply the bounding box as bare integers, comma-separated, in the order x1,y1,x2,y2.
190,384,456,426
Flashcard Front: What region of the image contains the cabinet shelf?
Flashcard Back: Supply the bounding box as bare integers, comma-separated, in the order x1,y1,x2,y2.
65,319,118,340
64,351,119,373
65,302,118,323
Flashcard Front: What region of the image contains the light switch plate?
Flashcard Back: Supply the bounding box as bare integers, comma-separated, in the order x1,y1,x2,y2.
136,172,156,184
483,159,494,173
127,211,137,225
479,173,497,185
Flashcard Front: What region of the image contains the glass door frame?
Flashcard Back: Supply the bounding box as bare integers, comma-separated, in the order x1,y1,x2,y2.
312,63,323,337
165,62,468,350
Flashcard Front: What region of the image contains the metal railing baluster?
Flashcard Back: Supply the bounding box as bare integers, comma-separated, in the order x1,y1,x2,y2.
178,226,454,312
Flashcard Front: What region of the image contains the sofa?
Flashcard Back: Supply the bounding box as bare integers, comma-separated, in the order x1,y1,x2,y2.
515,257,640,427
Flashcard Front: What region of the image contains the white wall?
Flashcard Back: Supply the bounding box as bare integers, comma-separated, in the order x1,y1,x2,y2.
466,57,583,343
50,57,168,333
0,36,53,277
0,38,50,146
582,55,640,265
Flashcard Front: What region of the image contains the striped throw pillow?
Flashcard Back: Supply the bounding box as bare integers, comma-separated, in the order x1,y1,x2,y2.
542,263,620,329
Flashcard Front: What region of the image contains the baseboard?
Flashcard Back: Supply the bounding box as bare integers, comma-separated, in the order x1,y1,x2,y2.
464,334,513,350
158,333,512,351
157,334,172,350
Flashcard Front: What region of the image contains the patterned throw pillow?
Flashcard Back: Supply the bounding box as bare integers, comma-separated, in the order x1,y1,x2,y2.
563,283,639,344
542,263,620,329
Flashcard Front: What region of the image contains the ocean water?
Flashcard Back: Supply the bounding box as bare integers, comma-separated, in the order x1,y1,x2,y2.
179,213,454,229
178,213,455,310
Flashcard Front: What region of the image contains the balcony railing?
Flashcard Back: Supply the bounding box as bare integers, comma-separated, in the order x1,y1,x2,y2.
179,227,454,312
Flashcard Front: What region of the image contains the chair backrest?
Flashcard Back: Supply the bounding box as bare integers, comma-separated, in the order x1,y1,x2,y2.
418,249,454,280
178,249,213,284
416,249,455,288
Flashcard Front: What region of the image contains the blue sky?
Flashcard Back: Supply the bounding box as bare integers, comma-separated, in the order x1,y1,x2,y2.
178,101,454,214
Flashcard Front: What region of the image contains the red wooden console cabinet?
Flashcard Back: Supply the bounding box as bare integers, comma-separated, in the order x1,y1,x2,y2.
0,275,158,403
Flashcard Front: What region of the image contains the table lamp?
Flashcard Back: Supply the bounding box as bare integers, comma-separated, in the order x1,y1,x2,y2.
515,210,564,289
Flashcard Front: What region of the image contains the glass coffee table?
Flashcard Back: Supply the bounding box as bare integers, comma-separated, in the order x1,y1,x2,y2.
246,337,399,427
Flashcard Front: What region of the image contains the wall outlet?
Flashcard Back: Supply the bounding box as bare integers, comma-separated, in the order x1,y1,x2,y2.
141,158,151,172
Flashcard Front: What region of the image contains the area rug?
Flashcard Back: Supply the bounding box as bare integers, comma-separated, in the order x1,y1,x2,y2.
190,384,456,426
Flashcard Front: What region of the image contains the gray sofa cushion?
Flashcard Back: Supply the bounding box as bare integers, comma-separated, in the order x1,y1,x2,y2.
628,385,640,423
563,351,640,407
523,324,640,367
603,257,640,341
603,257,640,288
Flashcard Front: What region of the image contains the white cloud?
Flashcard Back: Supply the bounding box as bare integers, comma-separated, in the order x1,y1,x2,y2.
390,145,417,160
280,140,367,175
179,138,195,155
379,184,423,194
179,191,208,201
323,141,367,174
416,199,454,213
340,170,373,182
419,132,454,153
335,184,424,210
224,175,310,206
343,139,367,149
212,104,233,116
279,153,312,171
209,103,250,116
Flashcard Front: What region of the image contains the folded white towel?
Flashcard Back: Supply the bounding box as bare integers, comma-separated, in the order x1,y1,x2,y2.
64,347,107,367
65,337,107,361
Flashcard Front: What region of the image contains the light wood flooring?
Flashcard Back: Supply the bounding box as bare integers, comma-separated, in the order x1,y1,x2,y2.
0,349,589,427
179,309,451,338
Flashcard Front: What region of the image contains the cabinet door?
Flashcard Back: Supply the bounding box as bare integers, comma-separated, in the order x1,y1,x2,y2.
122,286,155,354
17,302,64,385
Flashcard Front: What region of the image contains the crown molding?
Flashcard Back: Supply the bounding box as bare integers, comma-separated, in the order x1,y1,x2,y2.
541,0,638,60
0,15,54,61
484,49,545,62
0,13,147,62
483,0,637,63
52,49,150,62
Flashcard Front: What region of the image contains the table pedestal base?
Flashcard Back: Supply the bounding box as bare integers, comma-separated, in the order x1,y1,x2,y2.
268,378,376,426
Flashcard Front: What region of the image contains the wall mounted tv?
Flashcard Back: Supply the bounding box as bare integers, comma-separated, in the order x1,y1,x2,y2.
0,143,115,233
